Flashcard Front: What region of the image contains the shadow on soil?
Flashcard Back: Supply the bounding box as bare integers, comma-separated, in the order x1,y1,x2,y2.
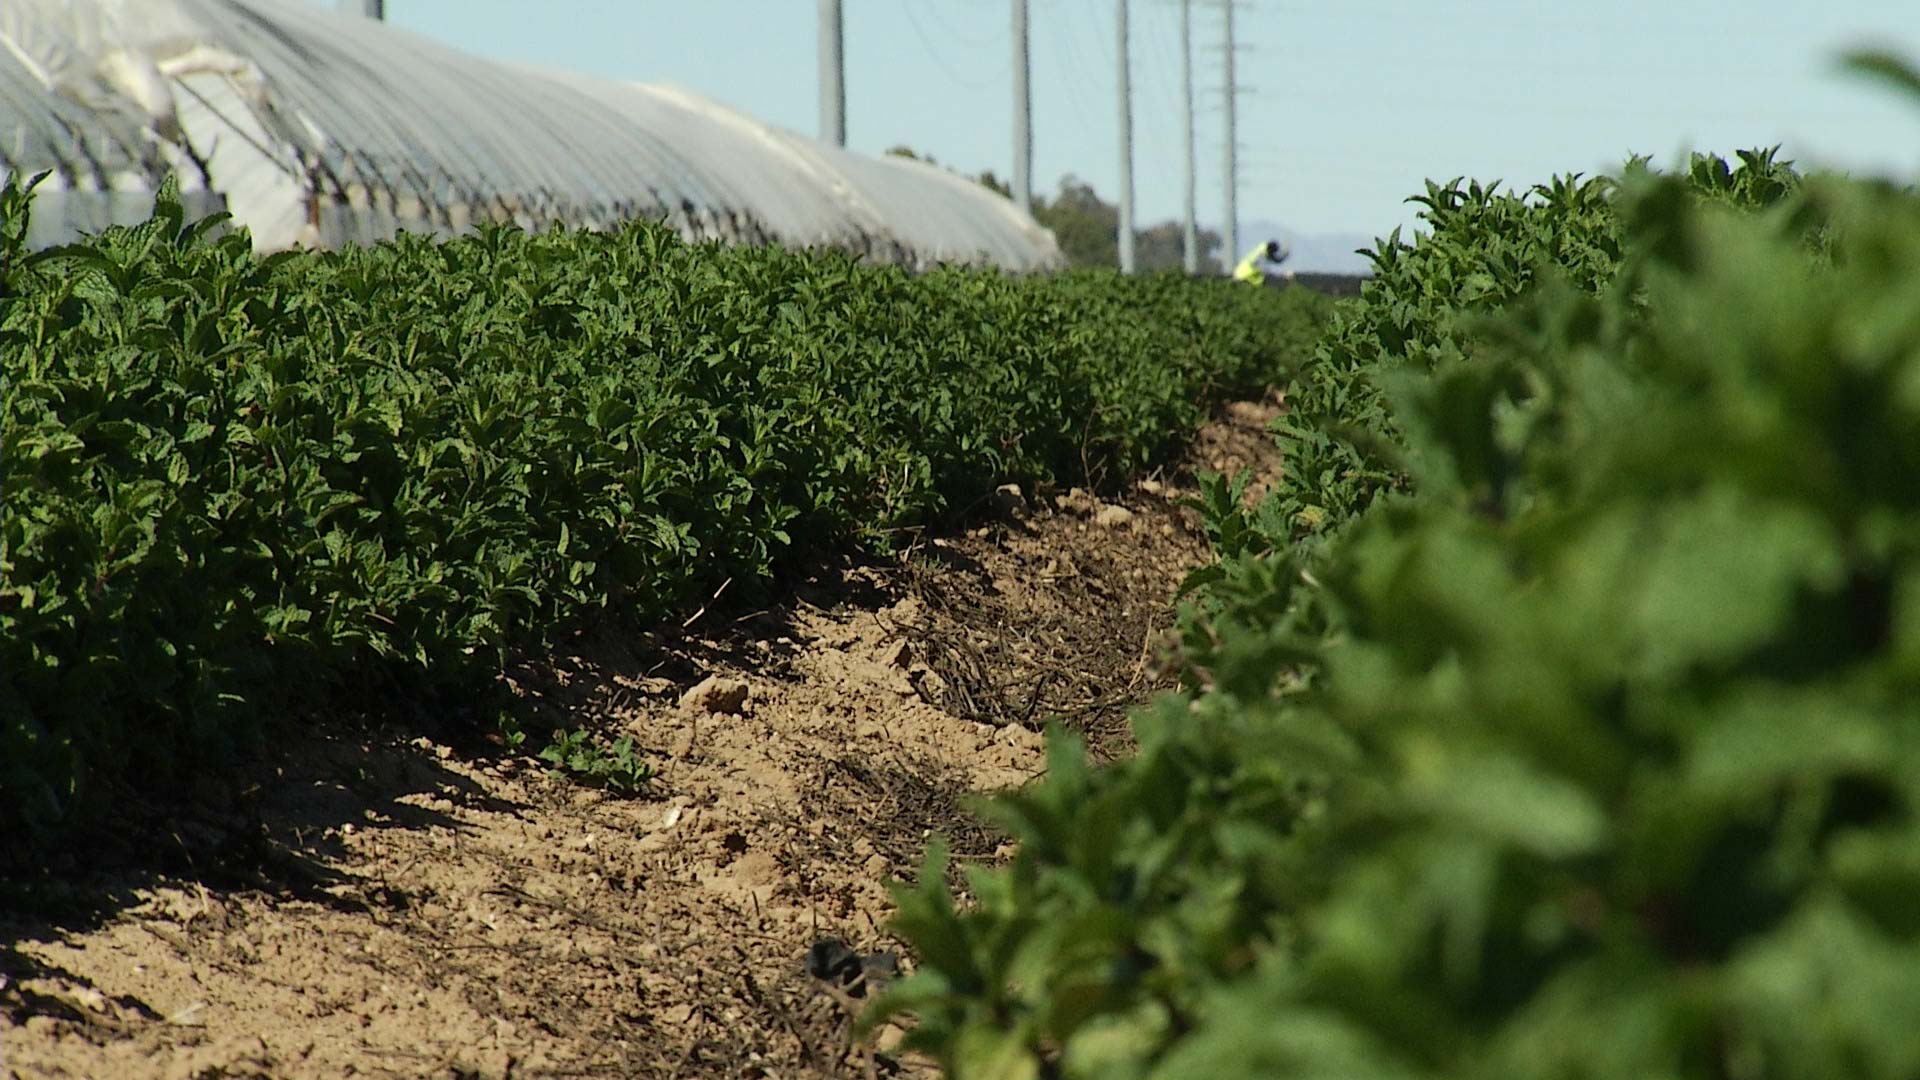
0,549,923,1069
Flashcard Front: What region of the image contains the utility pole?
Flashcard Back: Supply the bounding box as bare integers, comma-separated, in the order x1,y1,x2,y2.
1179,0,1197,273
341,0,383,16
1116,0,1135,273
1222,0,1238,269
1013,0,1032,214
819,0,845,147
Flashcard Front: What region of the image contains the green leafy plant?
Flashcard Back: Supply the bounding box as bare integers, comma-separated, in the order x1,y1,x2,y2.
880,134,1920,1079
539,728,651,794
1167,146,1808,693
1266,147,1801,556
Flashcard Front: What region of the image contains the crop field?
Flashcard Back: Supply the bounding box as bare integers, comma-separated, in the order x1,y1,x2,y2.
0,175,1322,843
0,172,1330,1075
8,67,1920,1078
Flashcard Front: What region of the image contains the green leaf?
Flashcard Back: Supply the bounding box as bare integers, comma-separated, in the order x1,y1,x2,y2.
1629,489,1843,676
953,1025,1042,1080
1400,739,1606,858
1842,49,1920,106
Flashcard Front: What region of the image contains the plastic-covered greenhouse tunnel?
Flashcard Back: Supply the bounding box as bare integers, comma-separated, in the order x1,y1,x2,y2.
0,0,1063,270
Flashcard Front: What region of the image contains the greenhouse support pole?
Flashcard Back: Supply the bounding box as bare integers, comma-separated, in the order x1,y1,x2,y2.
1013,0,1032,214
819,0,846,146
1116,0,1135,273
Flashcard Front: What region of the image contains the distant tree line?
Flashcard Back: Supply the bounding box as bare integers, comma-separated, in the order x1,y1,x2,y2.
885,147,1224,272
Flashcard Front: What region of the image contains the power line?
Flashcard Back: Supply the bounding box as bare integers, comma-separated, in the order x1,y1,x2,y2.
1049,0,1110,188
902,0,998,91
1135,3,1184,155
912,0,1008,51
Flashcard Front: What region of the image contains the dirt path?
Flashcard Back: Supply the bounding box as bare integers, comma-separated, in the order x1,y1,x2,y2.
1,399,1284,1080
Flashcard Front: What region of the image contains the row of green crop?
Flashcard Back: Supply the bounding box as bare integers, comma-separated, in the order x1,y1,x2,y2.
880,86,1920,1080
0,175,1330,841
1269,147,1799,548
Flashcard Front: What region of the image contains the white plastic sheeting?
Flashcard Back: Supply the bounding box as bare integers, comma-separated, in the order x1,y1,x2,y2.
0,3,224,248
0,0,1061,270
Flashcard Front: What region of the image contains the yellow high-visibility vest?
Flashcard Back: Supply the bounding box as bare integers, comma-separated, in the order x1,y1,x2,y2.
1233,244,1268,284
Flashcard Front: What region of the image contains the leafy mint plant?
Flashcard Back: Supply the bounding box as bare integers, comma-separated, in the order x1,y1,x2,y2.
539,728,652,794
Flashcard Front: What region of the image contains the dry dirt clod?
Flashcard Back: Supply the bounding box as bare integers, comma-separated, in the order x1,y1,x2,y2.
679,675,750,715
667,727,697,759
880,639,913,670
991,483,1025,515
1055,487,1096,514
1093,504,1136,529
22,1015,58,1037
446,1049,515,1080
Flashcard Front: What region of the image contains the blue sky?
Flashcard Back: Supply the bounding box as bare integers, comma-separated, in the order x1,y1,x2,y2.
329,1,1920,242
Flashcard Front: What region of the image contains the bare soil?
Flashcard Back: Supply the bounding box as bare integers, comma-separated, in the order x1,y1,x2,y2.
0,397,1283,1080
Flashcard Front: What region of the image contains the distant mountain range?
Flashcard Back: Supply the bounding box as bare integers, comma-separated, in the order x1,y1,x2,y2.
1237,220,1381,276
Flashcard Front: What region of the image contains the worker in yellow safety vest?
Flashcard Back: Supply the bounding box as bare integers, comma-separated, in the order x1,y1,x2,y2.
1233,239,1292,284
